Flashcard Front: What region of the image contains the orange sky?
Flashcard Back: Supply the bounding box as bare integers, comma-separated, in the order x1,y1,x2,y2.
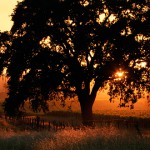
0,0,23,31
0,76,149,110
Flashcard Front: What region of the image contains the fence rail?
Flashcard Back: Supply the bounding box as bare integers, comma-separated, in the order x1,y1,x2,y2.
4,115,150,132
5,116,68,131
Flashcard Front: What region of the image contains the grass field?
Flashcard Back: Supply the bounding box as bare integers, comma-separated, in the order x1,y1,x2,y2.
0,109,150,150
0,99,150,150
0,124,150,150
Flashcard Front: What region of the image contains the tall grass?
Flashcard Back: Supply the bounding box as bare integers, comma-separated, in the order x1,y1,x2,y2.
34,126,150,150
0,100,150,150
0,126,149,150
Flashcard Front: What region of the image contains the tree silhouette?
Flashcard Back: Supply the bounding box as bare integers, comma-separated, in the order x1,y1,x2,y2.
0,0,149,126
0,32,11,72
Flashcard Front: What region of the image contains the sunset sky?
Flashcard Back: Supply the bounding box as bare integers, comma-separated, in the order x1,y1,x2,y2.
0,0,23,32
0,1,17,95
0,0,149,110
0,1,19,97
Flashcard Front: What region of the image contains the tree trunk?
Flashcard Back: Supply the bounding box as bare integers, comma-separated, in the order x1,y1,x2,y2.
80,100,95,127
77,81,99,127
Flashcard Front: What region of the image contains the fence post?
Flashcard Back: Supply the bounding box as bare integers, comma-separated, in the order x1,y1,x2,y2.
32,118,35,128
36,116,40,129
42,120,44,129
49,121,51,130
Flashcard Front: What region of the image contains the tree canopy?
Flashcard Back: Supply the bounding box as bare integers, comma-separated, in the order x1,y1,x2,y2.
0,0,149,125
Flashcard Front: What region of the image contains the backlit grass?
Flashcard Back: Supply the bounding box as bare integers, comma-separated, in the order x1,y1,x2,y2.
0,99,150,150
0,125,149,150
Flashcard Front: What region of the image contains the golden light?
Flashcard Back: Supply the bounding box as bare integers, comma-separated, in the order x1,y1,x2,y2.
96,13,105,24
64,18,73,25
114,70,126,81
2,67,7,75
0,0,23,31
80,0,89,7
40,36,51,48
115,71,124,78
108,14,117,22
134,60,147,69
140,62,147,68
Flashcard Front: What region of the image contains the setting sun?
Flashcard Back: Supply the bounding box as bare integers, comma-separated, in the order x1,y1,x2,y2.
115,71,124,78
114,69,126,81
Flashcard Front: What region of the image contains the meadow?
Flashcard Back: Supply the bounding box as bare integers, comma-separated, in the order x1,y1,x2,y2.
0,99,150,150
0,115,150,150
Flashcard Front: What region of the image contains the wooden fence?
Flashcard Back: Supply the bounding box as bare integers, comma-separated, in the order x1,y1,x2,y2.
5,115,150,132
5,116,68,131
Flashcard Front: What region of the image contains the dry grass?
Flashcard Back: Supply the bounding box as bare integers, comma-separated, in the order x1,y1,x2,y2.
0,117,149,150
0,100,150,150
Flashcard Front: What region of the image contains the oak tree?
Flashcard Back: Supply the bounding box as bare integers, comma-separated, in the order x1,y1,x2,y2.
0,0,149,126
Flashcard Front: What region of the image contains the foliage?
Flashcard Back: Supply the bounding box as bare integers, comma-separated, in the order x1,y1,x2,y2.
0,0,149,120
0,32,12,74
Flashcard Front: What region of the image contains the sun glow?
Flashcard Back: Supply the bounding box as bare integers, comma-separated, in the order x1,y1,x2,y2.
115,71,124,77
114,70,126,81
